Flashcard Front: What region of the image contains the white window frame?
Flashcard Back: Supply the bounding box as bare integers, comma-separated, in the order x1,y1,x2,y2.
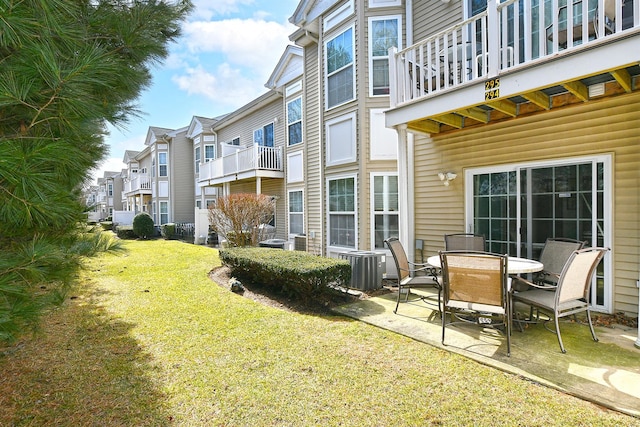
370,172,399,251
287,151,304,183
159,201,169,225
326,112,357,166
204,144,215,162
368,15,402,97
369,0,401,7
288,189,304,237
326,174,358,251
464,154,613,313
325,25,356,110
158,152,167,177
369,108,398,160
194,146,201,174
253,123,274,147
287,96,303,146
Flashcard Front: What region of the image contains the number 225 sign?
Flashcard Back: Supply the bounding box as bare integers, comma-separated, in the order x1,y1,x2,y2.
485,78,500,100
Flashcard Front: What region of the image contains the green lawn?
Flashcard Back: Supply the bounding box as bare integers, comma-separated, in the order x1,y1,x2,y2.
0,239,636,426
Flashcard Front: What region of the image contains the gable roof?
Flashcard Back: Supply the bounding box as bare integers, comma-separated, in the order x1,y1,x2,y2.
265,45,304,92
290,0,338,32
186,116,221,138
145,126,174,146
211,90,282,130
122,150,141,163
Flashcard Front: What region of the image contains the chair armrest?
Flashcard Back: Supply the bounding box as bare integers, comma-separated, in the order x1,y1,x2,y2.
512,276,556,290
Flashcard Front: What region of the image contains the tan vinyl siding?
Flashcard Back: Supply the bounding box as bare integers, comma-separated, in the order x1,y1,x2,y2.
170,131,195,223
413,92,640,315
229,181,258,194
303,42,322,251
413,1,463,42
216,98,283,149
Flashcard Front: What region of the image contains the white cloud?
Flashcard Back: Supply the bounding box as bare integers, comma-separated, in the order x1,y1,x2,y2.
190,0,256,20
183,18,295,72
172,63,266,110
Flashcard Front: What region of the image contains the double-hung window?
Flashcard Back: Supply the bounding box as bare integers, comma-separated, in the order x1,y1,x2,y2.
159,201,168,225
204,144,215,162
326,27,354,109
194,147,201,174
369,16,401,96
371,174,399,249
158,152,167,177
328,176,356,248
288,190,304,235
287,97,302,145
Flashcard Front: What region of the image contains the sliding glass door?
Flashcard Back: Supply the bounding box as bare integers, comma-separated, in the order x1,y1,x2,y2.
466,155,611,311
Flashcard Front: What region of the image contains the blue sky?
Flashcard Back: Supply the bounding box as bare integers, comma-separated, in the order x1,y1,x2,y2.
94,0,300,180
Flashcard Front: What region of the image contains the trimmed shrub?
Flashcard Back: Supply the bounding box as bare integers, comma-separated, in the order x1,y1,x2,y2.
161,223,176,240
219,247,351,301
115,225,137,240
132,212,155,239
100,221,113,231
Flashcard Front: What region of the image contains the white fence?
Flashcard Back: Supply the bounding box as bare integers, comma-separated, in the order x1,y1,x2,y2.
113,210,136,226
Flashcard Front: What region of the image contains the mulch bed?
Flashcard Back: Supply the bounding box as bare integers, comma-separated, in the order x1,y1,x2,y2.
210,266,638,327
209,266,391,315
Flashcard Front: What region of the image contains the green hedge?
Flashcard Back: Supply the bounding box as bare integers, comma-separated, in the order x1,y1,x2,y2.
161,223,176,239
219,247,351,301
115,225,137,240
100,221,113,231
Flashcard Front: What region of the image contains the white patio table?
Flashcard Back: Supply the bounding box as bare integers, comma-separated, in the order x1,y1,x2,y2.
426,255,543,275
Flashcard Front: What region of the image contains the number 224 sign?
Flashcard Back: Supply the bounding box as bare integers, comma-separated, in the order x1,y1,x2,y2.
485,78,500,100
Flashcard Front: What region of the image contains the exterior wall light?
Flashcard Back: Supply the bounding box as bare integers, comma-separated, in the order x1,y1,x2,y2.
438,172,457,186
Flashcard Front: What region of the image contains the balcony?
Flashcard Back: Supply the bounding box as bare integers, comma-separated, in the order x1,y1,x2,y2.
198,145,284,186
123,174,152,195
387,0,639,133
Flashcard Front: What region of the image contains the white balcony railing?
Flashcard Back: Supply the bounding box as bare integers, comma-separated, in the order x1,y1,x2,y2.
199,145,283,182
124,174,152,194
390,0,638,107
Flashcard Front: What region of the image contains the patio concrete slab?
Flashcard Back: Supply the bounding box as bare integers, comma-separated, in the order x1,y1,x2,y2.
332,290,640,419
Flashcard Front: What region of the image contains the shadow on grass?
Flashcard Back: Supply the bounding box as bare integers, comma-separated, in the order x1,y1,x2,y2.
0,283,172,426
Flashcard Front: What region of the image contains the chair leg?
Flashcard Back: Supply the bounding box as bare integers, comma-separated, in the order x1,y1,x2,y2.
506,313,511,357
394,287,401,314
441,307,447,346
586,309,599,343
554,315,566,354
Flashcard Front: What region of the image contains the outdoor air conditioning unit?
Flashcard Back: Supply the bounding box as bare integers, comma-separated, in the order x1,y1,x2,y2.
338,251,386,291
294,235,307,251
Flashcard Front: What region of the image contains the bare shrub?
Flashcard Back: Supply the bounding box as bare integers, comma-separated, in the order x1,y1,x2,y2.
208,194,275,247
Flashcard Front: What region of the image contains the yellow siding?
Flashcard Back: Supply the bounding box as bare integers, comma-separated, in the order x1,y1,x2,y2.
413,92,640,315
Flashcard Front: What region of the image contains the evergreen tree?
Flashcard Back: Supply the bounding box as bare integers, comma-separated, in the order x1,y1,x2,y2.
0,0,193,343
